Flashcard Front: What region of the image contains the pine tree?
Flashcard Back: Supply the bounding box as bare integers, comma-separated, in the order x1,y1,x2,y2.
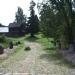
28,0,39,37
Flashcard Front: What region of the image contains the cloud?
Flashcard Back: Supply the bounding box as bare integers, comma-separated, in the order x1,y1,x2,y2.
0,0,42,26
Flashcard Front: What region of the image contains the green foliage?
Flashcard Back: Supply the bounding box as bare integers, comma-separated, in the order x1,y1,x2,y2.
38,0,75,49
39,4,55,37
28,0,39,37
0,35,10,48
0,35,6,42
15,7,26,24
49,0,75,44
39,3,64,40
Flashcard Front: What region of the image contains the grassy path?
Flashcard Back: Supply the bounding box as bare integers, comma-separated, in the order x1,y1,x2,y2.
0,40,75,75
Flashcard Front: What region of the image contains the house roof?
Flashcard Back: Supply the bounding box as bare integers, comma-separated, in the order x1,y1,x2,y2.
9,22,21,28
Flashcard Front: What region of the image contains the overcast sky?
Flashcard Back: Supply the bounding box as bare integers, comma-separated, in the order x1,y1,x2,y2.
0,0,42,26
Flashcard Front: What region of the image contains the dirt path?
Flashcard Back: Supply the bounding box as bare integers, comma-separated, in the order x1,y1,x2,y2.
0,41,75,75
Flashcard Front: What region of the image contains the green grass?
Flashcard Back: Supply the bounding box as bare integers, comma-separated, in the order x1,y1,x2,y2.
0,42,25,68
0,36,25,65
35,34,75,68
0,36,10,48
7,36,25,44
9,42,25,60
36,34,54,49
25,34,54,48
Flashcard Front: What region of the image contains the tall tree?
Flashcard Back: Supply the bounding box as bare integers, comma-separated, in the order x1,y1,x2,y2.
49,0,75,49
15,7,26,24
34,15,39,33
15,7,27,35
28,0,39,37
38,0,75,49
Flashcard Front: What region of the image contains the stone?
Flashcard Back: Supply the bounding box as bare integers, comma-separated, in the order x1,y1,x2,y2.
24,46,31,51
9,41,13,49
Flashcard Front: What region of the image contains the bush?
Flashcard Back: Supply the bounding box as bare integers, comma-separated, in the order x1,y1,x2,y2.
0,35,10,48
0,35,6,42
17,41,21,44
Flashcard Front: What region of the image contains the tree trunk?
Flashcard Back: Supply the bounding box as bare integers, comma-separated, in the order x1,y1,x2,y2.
30,33,34,37
61,6,74,50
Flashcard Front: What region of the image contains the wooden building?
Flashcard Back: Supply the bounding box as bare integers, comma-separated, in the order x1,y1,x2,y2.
9,22,25,36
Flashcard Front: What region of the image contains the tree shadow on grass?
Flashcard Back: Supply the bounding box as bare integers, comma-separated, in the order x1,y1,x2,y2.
25,36,39,42
39,48,75,69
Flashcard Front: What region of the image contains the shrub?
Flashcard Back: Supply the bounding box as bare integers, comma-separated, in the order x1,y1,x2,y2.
0,35,10,48
0,35,6,42
17,41,21,44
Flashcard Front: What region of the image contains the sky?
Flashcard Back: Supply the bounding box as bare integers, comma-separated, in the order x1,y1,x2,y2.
0,0,42,26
